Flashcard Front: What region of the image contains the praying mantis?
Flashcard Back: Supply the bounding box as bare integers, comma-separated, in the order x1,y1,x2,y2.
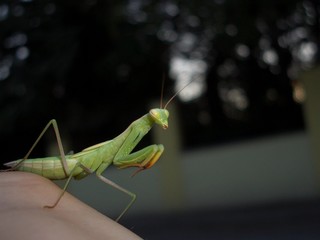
3,81,190,222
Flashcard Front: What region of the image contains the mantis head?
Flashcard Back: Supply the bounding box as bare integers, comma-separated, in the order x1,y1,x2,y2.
150,76,194,130
149,108,169,129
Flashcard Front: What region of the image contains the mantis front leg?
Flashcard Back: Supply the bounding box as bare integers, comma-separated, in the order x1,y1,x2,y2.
113,121,165,173
93,123,164,221
115,144,164,175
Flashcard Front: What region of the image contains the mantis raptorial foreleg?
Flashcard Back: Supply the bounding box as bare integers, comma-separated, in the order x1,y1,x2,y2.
115,144,164,170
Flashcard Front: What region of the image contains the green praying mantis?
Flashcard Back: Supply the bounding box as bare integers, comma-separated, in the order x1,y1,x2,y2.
3,81,190,222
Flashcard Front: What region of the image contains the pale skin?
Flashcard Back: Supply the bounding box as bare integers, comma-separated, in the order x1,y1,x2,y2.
0,171,142,240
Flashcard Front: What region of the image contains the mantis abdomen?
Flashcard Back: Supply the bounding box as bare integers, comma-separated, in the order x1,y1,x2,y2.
5,157,80,180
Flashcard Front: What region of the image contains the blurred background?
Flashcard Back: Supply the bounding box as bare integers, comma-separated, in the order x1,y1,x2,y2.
1,0,320,239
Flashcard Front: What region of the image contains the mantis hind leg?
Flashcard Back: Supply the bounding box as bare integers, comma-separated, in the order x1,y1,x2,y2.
6,119,70,176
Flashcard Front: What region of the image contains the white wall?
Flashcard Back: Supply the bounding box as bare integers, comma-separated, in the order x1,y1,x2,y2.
182,131,319,210
62,130,319,218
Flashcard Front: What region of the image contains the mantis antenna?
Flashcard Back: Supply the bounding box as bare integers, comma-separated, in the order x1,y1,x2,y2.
163,79,195,110
160,74,165,109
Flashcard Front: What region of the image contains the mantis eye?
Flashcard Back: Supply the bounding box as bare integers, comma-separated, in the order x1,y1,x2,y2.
164,109,169,118
150,109,159,120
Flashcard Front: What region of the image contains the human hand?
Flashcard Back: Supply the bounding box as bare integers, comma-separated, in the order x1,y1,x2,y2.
0,172,142,240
